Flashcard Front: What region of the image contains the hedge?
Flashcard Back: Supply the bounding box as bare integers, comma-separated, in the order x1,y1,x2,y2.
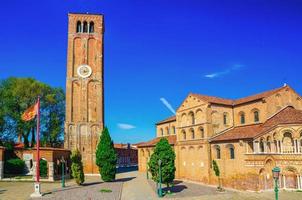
4,158,25,174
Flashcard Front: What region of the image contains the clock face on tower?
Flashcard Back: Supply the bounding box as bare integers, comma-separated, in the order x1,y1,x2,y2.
77,64,92,78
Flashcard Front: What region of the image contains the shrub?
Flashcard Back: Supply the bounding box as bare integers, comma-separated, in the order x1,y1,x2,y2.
39,159,48,177
96,127,117,182
4,158,25,174
70,149,85,185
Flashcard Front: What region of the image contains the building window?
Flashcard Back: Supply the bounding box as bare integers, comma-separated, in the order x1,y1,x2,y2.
182,131,186,140
189,112,195,125
89,21,94,33
76,21,82,33
172,126,176,134
199,127,204,138
83,21,88,33
223,113,228,125
230,147,235,159
254,111,259,122
160,128,163,136
166,127,169,135
215,146,221,159
190,129,195,139
240,112,245,124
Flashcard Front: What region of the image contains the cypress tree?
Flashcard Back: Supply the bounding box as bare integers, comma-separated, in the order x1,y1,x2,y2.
148,138,176,187
212,160,223,191
70,149,85,185
96,127,117,182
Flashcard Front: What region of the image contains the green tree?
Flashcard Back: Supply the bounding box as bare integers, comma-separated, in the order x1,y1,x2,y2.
96,127,117,182
148,138,176,188
70,149,85,185
212,160,223,191
0,77,65,147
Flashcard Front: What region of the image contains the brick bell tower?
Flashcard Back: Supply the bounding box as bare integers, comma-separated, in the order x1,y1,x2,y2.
64,13,104,174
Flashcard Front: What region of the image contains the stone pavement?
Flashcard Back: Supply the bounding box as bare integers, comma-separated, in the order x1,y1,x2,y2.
120,171,159,200
0,170,302,200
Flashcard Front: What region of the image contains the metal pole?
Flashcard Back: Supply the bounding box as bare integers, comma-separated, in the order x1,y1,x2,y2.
36,96,40,183
274,178,279,200
61,160,65,188
159,164,162,197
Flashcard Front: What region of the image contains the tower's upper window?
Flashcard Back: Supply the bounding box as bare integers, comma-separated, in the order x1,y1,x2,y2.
83,21,88,33
89,22,95,33
76,21,82,33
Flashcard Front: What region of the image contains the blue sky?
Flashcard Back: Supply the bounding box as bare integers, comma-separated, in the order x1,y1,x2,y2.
1,0,302,144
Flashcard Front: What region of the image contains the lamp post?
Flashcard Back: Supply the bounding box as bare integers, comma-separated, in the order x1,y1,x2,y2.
272,167,280,200
61,157,65,188
158,159,163,197
146,158,149,180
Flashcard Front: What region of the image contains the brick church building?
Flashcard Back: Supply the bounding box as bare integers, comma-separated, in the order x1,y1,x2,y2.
138,85,302,191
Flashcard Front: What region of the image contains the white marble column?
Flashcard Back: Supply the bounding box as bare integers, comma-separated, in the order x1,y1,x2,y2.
297,175,300,189
283,175,286,189
48,162,54,181
253,141,257,153
280,141,283,154
276,141,279,153
264,142,267,153
298,141,301,153
294,140,297,154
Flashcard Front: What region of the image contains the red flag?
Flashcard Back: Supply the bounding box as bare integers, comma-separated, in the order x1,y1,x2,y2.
21,102,38,121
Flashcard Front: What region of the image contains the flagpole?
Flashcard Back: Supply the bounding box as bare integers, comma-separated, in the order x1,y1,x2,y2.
36,96,40,183
31,96,42,198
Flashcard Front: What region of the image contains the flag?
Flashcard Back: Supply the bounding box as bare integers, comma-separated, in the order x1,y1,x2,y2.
21,102,38,121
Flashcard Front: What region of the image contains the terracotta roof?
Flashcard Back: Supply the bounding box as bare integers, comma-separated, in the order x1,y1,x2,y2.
211,106,302,142
137,135,177,148
156,116,176,125
190,94,233,106
210,124,263,142
233,86,285,105
191,85,289,106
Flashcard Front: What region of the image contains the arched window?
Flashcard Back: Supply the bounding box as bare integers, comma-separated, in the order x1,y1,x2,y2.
215,145,221,159
189,112,195,125
239,112,245,124
83,21,88,33
226,144,235,159
76,21,82,33
230,147,235,159
190,129,195,139
254,111,259,122
199,127,204,138
166,127,169,135
259,138,264,153
172,126,176,134
223,113,228,125
182,130,186,140
89,21,94,33
160,128,163,136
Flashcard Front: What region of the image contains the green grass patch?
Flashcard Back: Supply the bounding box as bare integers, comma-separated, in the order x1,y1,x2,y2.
99,189,112,193
297,190,302,192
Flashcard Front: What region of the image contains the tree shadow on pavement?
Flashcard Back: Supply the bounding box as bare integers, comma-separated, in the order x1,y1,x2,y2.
114,177,136,183
165,185,187,193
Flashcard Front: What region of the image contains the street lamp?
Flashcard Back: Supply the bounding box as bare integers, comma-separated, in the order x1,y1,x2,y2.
272,167,281,200
146,158,149,180
158,159,163,197
61,157,66,188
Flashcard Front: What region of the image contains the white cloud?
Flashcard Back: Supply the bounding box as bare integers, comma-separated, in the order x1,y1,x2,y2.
117,123,136,130
204,64,245,79
160,97,176,114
